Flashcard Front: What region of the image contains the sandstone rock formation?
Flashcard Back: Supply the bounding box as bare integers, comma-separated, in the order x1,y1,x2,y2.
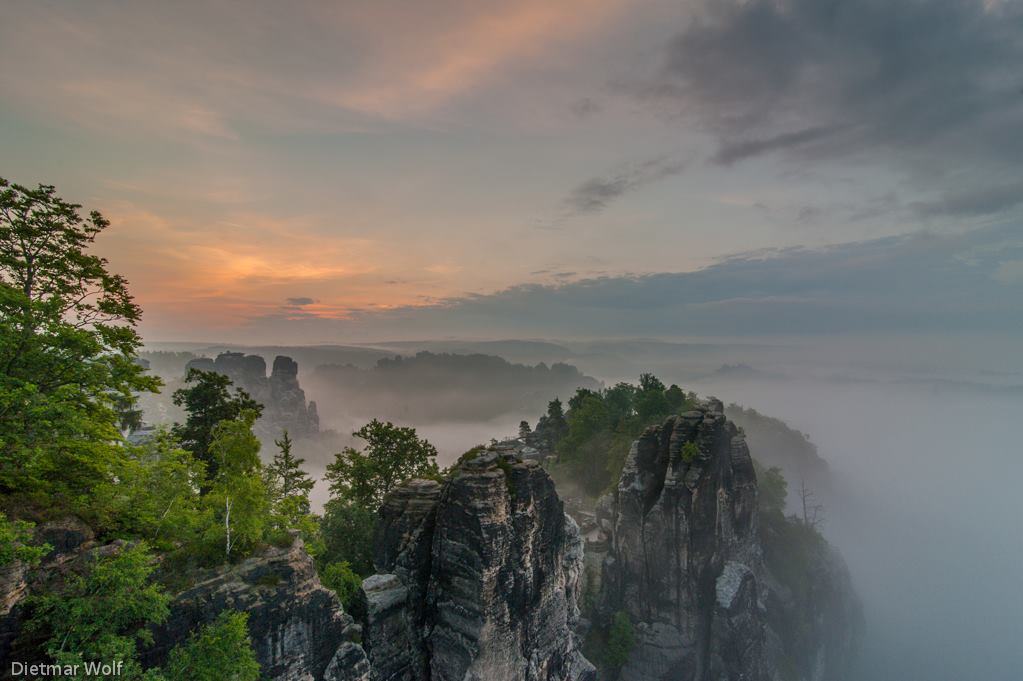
186,352,319,438
595,399,860,681
0,522,369,681
362,451,596,681
144,535,369,681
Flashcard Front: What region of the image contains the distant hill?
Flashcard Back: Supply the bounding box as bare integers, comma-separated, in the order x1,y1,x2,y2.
359,339,575,366
307,351,601,424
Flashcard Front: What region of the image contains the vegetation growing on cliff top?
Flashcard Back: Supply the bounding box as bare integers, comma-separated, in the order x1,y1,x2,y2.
534,374,697,496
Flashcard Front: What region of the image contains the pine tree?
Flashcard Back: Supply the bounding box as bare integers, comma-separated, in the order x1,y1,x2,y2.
265,430,315,534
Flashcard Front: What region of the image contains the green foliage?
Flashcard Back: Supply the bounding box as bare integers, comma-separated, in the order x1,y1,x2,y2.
550,374,694,497
0,512,50,567
534,397,569,448
99,429,205,549
605,610,636,676
320,560,363,611
755,461,789,517
755,461,824,602
265,430,316,536
23,543,169,680
172,368,262,479
318,500,376,576
325,419,439,509
0,177,158,511
681,441,700,464
161,610,260,681
197,411,268,563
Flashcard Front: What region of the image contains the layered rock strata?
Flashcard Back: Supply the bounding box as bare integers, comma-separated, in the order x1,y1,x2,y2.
363,452,595,681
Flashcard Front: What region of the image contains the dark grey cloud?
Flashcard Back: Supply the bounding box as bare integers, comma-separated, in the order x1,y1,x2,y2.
286,296,315,306
620,0,1023,218
349,221,1023,337
566,156,686,214
712,124,846,165
661,0,1023,159
912,182,1023,219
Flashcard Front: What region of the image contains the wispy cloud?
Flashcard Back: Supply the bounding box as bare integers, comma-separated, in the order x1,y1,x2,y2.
565,156,687,215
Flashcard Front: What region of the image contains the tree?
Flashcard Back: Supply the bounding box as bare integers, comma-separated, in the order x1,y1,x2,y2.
161,610,260,681
318,499,376,576
535,398,569,448
172,369,262,479
325,419,438,509
604,610,636,678
265,431,314,515
798,479,824,530
100,429,205,549
634,373,669,425
0,512,50,567
0,178,158,503
603,382,637,431
755,462,788,517
319,560,363,611
24,543,170,680
264,430,316,542
199,411,267,563
557,393,612,494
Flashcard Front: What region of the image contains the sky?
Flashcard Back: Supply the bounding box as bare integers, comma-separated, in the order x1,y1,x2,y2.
1,0,1021,342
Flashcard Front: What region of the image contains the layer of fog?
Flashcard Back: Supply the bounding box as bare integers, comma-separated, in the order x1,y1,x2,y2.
144,335,1023,679
683,376,1022,681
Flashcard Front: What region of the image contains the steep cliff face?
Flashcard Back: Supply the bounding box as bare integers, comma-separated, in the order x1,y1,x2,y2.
596,399,860,681
363,452,595,681
598,398,763,681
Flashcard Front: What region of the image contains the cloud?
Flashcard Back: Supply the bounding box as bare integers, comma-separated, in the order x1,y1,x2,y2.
340,221,1023,337
286,297,316,306
565,156,687,215
912,183,1023,219
629,0,1023,214
712,125,846,165
0,0,631,133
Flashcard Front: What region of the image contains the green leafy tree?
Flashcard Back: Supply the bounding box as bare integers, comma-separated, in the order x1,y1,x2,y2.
634,373,669,425
325,419,439,509
604,610,636,678
0,512,50,567
603,382,637,431
199,411,268,563
756,462,788,517
320,560,363,611
172,369,262,479
664,384,687,412
0,178,158,506
100,429,205,549
318,500,375,576
557,392,613,494
161,610,260,681
24,543,169,680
